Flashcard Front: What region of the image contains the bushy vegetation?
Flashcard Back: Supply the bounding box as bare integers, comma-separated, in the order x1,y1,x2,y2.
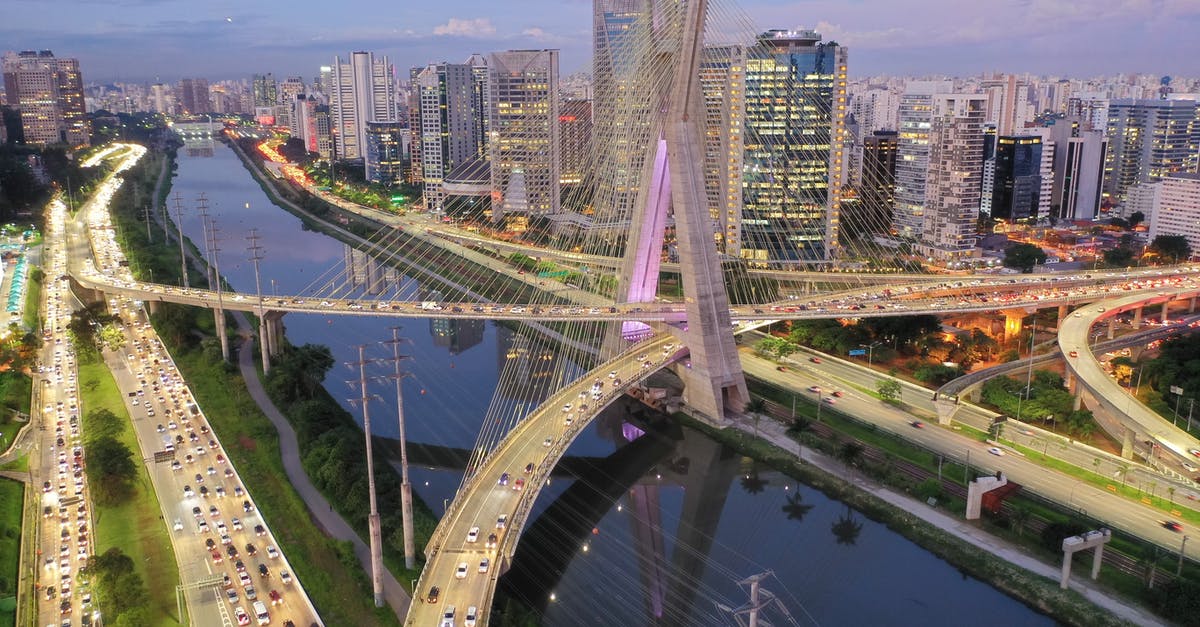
980,370,1099,439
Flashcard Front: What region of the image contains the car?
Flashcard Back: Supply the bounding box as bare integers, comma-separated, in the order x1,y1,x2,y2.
208,505,219,517
455,562,469,579
513,478,525,491
486,533,497,549
809,357,822,363
207,465,217,476
822,397,836,405
987,447,1005,456
279,569,292,585
243,500,254,512
608,371,617,379
246,543,257,556
205,538,217,550
1069,350,1078,358
266,545,279,559
807,385,821,393
239,572,252,587
831,390,844,398
221,534,233,545
1163,520,1183,533
442,606,456,627
269,589,282,606
427,586,440,603
227,545,239,558
465,606,479,627
216,486,227,498
1189,448,1200,458
199,486,209,498
224,467,234,478
498,472,509,486
232,517,243,531
467,526,480,543
478,557,490,573
776,365,789,372
496,514,507,529
254,524,266,536
1183,462,1198,473
910,421,925,429
524,462,535,474
543,437,553,447
173,518,184,531
226,588,238,605
212,551,223,564
235,559,246,572
234,606,250,625
217,454,227,464
258,563,269,578
182,485,194,498
171,460,182,471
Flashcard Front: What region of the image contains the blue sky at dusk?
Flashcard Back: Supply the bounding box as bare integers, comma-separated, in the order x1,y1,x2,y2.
5,0,1199,82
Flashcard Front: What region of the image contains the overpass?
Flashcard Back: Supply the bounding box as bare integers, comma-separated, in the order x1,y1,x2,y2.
1060,289,1200,467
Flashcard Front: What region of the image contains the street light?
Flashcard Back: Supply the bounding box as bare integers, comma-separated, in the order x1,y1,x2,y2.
861,341,883,371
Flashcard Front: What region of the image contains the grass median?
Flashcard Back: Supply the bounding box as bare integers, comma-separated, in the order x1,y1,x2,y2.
77,359,180,626
0,477,23,627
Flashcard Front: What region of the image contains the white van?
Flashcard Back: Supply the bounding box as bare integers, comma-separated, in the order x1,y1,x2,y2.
252,600,270,625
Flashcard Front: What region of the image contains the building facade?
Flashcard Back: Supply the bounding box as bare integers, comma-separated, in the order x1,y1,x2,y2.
920,93,987,259
982,133,1044,221
364,120,405,185
893,80,953,241
414,62,482,211
2,50,90,146
488,49,561,225
330,52,396,160
1046,116,1107,221
1146,174,1200,258
1104,98,1200,202
178,78,211,114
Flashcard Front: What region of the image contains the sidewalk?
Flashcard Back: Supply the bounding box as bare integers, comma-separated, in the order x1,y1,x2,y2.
731,412,1168,627
232,313,412,618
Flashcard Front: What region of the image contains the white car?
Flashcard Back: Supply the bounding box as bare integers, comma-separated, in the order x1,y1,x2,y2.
455,562,469,579
466,526,479,543
465,605,478,627
987,447,1005,457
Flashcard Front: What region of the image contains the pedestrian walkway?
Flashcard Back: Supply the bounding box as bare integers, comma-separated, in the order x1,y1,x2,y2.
232,313,412,618
732,412,1167,627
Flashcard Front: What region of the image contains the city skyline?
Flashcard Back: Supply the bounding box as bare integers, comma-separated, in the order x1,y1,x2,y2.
4,0,1199,82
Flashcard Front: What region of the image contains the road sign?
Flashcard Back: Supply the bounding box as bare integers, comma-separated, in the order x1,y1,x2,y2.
1171,385,1184,395
848,349,866,356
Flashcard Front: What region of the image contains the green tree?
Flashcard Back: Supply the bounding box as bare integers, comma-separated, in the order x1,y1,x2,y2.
1102,246,1135,267
85,435,138,505
1149,234,1192,263
83,408,123,444
1127,210,1145,229
98,323,126,352
1003,242,1048,273
876,379,902,404
744,397,768,436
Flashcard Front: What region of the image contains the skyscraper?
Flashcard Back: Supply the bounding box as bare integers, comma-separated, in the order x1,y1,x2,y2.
559,99,592,186
252,73,277,108
1103,98,1200,202
330,52,396,160
488,49,561,225
982,133,1044,221
364,120,404,185
414,62,481,211
178,78,211,114
921,93,986,259
845,130,898,239
1146,173,1200,257
1046,117,1107,221
892,80,953,241
699,44,747,255
2,50,90,146
740,30,847,262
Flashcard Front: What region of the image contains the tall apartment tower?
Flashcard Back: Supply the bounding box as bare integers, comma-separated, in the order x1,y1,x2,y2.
699,44,747,255
1046,117,1107,221
414,62,481,211
859,130,898,223
1146,173,1200,257
252,73,277,107
893,80,953,241
2,50,90,146
922,94,987,259
488,49,561,224
740,29,847,262
559,99,592,186
330,52,396,160
981,74,1031,135
178,78,211,114
982,132,1045,221
466,54,491,160
1103,98,1200,202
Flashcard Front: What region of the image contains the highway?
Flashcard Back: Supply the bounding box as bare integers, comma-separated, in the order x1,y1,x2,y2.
62,143,321,626
738,347,1200,556
1061,291,1200,473
406,333,682,627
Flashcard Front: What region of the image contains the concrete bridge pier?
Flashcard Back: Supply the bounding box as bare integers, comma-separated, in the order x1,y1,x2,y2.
1122,429,1134,459
1132,306,1142,329
1002,309,1030,343
257,313,271,375
1058,305,1069,326
215,308,230,362
1190,296,1196,314
265,311,286,357
1107,317,1116,340
1162,300,1170,324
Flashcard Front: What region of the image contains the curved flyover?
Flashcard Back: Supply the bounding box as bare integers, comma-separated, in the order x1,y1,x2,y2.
405,332,682,626
1059,285,1200,464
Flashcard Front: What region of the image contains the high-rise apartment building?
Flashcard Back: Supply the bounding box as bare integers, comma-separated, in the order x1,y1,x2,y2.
488,49,561,225
851,87,900,133
330,52,396,160
1145,174,1200,257
739,30,847,262
1045,116,1107,221
893,80,953,241
279,76,306,134
414,62,481,211
858,130,898,222
178,78,211,114
700,44,747,254
467,54,490,160
981,74,1031,136
2,50,90,146
1103,99,1200,203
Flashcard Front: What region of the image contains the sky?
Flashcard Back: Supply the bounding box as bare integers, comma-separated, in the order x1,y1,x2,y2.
4,0,1199,83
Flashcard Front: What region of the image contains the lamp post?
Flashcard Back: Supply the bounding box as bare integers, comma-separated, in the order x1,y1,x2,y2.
861,341,883,371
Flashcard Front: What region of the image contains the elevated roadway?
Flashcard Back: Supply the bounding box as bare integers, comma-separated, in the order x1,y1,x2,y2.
1060,289,1200,468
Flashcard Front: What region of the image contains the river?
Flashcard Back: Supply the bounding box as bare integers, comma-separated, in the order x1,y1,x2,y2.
166,138,1055,626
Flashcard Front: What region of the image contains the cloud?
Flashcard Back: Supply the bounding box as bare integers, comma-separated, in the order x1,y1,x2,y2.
432,18,496,38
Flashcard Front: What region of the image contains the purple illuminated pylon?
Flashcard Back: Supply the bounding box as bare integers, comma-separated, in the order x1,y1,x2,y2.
621,134,671,341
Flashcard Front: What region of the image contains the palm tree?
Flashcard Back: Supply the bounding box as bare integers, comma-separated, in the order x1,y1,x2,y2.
1008,504,1030,538
740,469,768,495
831,506,863,546
745,397,768,437
781,488,814,523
